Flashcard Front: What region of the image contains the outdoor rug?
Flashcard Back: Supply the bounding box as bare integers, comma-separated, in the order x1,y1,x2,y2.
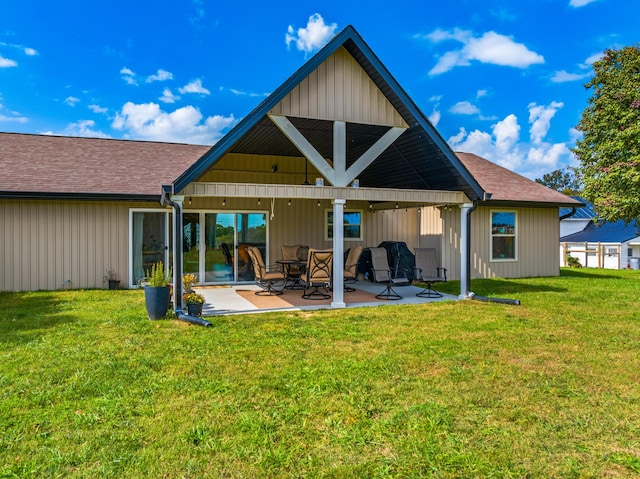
235,287,384,309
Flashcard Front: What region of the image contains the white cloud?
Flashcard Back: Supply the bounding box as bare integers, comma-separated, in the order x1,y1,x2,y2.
551,70,591,83
569,0,598,7
159,88,180,103
286,13,337,54
112,101,235,144
88,104,108,114
226,88,269,98
178,79,210,95
583,52,604,66
450,101,481,115
428,107,441,127
0,113,28,123
528,101,563,144
423,29,544,75
146,69,173,82
476,89,488,98
0,54,17,68
120,67,137,85
448,102,572,179
65,96,80,106
60,119,110,138
24,47,38,56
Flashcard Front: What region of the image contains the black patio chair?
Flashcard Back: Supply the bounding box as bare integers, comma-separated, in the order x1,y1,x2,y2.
370,247,410,300
414,248,447,298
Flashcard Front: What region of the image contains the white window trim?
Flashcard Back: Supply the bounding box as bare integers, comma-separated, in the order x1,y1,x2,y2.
490,209,517,262
324,208,363,242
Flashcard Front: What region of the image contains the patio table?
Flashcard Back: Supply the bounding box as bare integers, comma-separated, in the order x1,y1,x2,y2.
276,259,307,290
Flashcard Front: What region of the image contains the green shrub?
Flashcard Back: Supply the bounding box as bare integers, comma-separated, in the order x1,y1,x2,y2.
146,261,172,286
566,255,582,268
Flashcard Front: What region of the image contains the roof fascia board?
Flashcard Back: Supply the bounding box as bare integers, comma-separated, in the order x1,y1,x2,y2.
0,191,161,202
172,27,358,194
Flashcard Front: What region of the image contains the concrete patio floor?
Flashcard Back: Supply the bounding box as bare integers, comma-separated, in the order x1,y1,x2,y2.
194,280,457,316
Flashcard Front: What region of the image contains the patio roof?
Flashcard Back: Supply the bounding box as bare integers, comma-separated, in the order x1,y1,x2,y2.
171,25,485,201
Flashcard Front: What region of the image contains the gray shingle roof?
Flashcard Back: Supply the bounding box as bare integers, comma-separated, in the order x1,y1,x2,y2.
456,152,582,207
0,132,210,198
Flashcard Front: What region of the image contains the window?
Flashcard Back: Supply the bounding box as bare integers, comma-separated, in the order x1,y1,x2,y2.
491,211,516,261
325,209,363,241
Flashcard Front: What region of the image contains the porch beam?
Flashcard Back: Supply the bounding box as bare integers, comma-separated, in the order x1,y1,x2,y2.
182,182,467,205
344,127,406,186
268,114,336,185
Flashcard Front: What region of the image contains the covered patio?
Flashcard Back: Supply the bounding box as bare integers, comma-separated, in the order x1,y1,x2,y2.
196,280,457,316
162,26,484,316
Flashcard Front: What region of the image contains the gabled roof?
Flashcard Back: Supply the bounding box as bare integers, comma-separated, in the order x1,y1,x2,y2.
171,25,485,200
0,132,209,200
561,219,640,243
560,196,597,219
456,152,583,207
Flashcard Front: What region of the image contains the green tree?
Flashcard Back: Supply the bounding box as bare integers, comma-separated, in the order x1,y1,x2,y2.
535,168,581,195
574,43,640,223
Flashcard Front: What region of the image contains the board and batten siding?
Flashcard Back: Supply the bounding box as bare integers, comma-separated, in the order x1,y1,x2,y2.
269,47,408,128
188,197,420,266
0,199,159,291
434,205,561,280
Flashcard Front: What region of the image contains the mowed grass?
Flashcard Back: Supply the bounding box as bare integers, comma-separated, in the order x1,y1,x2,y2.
1,269,640,478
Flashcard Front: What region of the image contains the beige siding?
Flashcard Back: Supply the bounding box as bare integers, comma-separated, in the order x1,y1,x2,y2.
198,154,319,185
0,199,159,291
435,205,561,280
269,47,408,127
187,197,419,266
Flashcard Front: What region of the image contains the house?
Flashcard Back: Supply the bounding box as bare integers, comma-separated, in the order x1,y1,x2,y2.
0,25,581,304
560,197,640,269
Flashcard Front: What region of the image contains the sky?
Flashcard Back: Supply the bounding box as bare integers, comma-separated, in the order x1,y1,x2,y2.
1,0,639,180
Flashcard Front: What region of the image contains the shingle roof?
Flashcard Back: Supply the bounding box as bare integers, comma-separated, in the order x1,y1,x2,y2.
456,152,582,207
561,219,640,243
0,132,210,199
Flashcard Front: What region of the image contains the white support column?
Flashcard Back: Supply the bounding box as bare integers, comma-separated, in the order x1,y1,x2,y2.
333,121,347,186
459,203,474,299
331,198,346,308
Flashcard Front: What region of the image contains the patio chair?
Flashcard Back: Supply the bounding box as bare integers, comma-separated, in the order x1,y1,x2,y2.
414,248,447,298
281,244,304,284
246,246,286,296
302,249,333,300
370,247,410,300
343,245,363,292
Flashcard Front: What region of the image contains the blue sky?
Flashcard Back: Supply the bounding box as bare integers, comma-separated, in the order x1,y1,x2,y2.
1,0,638,180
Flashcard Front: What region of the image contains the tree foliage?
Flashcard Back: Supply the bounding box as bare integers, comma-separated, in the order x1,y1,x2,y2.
574,43,640,223
535,168,581,195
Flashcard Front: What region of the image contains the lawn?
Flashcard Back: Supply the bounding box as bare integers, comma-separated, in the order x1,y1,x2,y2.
1,268,639,478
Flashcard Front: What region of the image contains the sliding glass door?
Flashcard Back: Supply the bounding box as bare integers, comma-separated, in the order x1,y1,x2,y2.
131,209,267,286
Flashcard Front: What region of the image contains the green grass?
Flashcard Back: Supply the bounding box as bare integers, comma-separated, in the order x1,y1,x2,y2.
1,268,639,478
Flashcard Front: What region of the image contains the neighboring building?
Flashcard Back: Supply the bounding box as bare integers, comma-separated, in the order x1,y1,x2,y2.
0,25,580,299
560,197,640,269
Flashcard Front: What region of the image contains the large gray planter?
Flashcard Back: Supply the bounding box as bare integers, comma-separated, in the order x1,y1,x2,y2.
144,285,171,320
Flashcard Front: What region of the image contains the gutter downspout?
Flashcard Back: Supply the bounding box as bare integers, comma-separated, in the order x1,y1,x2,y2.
560,207,577,221
161,187,212,327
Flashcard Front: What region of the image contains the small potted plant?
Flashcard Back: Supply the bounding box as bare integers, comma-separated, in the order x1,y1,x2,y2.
184,291,205,317
182,273,197,293
144,262,172,320
103,269,120,290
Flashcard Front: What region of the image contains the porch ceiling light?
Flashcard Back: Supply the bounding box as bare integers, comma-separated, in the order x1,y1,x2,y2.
317,200,321,207
222,198,226,206
288,199,291,206
258,198,261,206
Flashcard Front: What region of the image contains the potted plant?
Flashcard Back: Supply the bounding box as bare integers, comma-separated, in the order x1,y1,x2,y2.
144,262,172,320
103,269,120,290
182,273,197,293
184,291,205,317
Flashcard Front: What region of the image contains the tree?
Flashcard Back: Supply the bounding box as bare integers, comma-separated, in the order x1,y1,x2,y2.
535,168,581,195
573,43,640,223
